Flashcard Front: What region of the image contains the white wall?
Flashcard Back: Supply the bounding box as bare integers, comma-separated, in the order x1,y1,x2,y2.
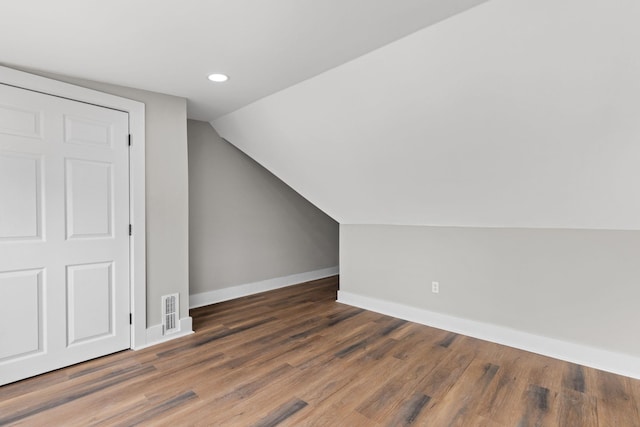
188,120,338,297
25,70,190,327
341,225,640,358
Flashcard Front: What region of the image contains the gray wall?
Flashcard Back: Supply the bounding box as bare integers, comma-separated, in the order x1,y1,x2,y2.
25,70,190,326
188,120,338,295
341,224,640,357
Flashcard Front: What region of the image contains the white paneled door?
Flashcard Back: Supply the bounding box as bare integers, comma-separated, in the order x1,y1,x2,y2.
0,84,130,385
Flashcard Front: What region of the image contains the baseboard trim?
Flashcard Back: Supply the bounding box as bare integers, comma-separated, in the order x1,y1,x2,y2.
337,291,640,380
190,266,339,309
133,316,193,350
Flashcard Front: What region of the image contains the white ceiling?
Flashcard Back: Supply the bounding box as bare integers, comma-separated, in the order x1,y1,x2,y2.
214,0,640,229
0,0,486,121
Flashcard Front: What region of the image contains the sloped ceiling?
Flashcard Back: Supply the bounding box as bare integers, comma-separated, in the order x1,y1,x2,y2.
213,0,640,229
0,0,486,120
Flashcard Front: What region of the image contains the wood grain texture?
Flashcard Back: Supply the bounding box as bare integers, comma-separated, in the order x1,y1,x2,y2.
1,275,639,426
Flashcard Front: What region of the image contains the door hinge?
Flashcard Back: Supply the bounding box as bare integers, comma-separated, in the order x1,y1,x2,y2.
128,134,132,146
129,313,133,325
129,224,132,236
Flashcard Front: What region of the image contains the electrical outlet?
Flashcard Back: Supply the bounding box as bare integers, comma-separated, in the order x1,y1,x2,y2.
432,281,439,294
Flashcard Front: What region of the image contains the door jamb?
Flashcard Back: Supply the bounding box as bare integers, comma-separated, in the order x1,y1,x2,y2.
0,65,147,349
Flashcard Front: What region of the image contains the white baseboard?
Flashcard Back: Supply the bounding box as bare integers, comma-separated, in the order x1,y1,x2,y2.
133,316,193,350
190,266,339,309
338,291,640,380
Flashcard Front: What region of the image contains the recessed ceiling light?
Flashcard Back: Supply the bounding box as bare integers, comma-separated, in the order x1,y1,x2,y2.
208,73,229,83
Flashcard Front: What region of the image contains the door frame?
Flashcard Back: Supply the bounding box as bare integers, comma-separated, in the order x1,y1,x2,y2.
0,65,147,349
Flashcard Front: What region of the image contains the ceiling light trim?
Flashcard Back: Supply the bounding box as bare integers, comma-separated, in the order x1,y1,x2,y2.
208,73,229,83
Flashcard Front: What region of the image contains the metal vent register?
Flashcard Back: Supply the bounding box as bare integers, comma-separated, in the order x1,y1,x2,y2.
161,293,180,335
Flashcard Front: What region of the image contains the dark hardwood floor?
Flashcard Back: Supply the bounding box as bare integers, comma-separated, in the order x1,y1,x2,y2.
1,276,639,426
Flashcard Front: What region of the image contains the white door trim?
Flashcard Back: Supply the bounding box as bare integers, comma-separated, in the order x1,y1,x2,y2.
0,65,147,349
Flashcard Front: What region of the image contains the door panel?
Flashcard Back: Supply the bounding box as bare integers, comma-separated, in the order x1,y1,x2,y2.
0,83,130,385
66,262,113,345
65,159,113,238
0,153,42,240
0,104,42,139
64,115,113,148
0,269,44,361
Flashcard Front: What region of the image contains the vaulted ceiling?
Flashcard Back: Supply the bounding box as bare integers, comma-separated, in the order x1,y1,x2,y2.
0,0,486,120
213,0,640,228
3,0,638,229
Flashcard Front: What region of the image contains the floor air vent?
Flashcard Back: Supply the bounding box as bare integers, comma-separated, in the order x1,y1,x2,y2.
161,293,180,335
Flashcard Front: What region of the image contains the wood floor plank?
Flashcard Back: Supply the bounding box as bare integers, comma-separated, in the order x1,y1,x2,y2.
474,353,530,425
516,383,558,427
417,358,500,426
556,388,598,427
414,338,477,400
287,353,407,425
355,335,452,423
630,377,640,426
251,398,309,427
1,275,639,426
563,362,588,393
593,369,640,427
525,352,565,393
382,392,431,426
